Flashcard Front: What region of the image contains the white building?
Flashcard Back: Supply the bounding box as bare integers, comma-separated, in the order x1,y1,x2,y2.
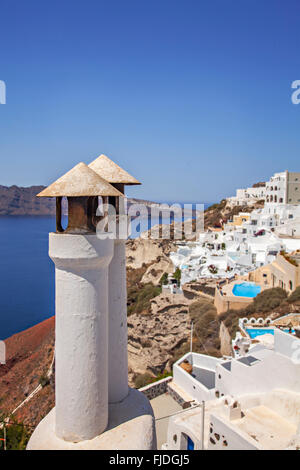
265,170,300,205
170,228,287,284
227,170,300,207
163,328,300,450
169,192,300,285
227,185,266,206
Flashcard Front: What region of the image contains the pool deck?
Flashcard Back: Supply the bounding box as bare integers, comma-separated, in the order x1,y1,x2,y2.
221,280,261,299
232,282,261,298
215,280,256,314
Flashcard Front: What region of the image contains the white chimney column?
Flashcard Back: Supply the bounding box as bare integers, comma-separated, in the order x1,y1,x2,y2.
108,238,129,403
27,159,156,451
49,233,114,442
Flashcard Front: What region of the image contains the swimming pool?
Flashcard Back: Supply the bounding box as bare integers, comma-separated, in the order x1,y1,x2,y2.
246,328,295,339
232,282,261,298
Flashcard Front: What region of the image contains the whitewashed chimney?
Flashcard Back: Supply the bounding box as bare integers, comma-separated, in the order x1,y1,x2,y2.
27,159,156,450
89,154,141,403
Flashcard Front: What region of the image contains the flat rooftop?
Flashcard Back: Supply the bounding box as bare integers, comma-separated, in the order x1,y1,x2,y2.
160,388,300,450
192,366,216,390
233,405,297,450
150,393,182,449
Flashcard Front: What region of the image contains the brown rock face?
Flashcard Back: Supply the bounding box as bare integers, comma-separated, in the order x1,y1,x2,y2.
127,292,191,383
219,321,232,356
126,238,176,270
0,317,55,427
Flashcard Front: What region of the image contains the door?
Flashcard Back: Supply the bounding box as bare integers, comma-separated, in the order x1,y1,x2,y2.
187,436,195,450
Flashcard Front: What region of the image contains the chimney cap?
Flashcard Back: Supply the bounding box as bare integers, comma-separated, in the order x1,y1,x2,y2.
89,154,141,185
37,162,123,198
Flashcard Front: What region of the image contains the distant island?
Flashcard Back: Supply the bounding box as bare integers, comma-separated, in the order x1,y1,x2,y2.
0,185,55,215
0,184,158,216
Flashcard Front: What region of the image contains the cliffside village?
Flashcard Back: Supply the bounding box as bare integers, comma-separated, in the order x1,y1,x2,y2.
147,170,300,450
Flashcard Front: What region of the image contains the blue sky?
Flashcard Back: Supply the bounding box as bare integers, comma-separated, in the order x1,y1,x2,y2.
0,0,300,203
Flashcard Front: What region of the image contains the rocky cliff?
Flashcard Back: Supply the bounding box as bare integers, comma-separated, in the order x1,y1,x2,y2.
0,317,55,427
203,198,264,229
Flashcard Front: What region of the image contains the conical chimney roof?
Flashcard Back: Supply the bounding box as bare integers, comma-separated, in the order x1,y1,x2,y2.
37,162,123,197
88,154,141,185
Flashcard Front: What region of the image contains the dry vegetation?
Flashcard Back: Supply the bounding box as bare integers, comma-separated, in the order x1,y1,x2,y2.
127,264,162,316
220,287,300,339
203,199,264,229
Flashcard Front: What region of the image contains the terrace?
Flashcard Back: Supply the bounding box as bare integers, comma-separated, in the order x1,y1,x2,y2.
207,389,300,450
173,352,222,403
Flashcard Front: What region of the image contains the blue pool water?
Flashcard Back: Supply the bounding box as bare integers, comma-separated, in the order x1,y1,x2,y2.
232,282,261,298
246,328,295,338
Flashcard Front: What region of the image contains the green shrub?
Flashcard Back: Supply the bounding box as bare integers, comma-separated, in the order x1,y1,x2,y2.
288,286,300,304
134,370,173,389
245,287,287,314
220,308,246,338
159,272,168,285
218,288,289,341
127,283,161,316
173,268,181,286
170,341,190,367
134,373,154,389
0,419,30,450
39,375,50,388
155,370,173,381
188,299,219,354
